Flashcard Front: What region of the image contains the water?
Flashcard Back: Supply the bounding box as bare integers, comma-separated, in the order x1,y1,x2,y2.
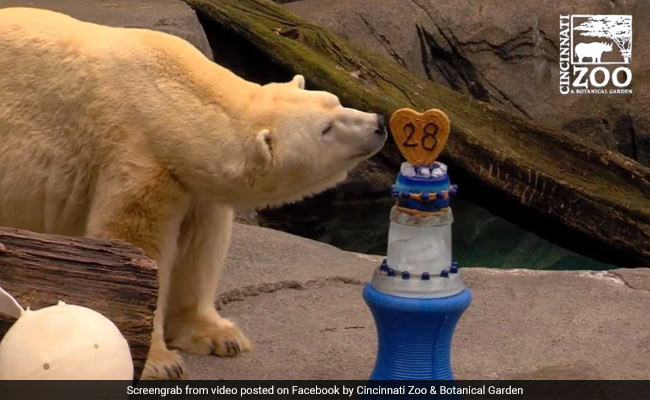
258,196,617,270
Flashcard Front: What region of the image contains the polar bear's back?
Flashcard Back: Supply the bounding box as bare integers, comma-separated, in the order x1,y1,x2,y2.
0,7,140,59
0,7,210,55
0,7,186,149
0,7,105,37
0,9,120,233
0,7,252,236
0,8,208,235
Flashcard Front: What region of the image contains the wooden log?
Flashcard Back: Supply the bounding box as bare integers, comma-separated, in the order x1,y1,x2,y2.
186,0,650,266
0,227,157,379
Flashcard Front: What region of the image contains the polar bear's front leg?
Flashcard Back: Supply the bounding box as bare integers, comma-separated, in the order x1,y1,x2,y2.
164,201,253,357
85,164,190,380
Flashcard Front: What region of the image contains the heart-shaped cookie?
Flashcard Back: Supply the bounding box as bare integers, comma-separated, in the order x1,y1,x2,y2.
389,108,450,165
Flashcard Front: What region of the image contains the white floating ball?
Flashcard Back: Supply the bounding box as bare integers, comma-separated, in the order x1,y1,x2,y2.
0,302,133,380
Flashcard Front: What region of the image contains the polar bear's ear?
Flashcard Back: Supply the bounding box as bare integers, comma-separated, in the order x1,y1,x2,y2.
290,74,305,90
254,128,274,164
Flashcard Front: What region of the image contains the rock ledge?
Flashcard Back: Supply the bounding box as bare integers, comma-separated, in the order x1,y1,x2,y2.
185,223,650,380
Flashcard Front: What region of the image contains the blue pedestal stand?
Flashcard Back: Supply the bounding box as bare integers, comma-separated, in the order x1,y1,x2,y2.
363,284,472,380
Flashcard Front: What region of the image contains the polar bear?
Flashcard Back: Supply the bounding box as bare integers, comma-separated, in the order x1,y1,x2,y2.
0,8,386,379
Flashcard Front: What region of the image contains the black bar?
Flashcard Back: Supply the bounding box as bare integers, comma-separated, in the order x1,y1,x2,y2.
1,380,649,400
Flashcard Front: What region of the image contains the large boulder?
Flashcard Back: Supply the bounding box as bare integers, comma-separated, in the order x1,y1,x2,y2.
179,0,648,264
286,0,649,166
0,0,213,59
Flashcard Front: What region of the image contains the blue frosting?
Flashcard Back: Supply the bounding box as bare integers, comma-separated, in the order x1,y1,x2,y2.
391,164,455,212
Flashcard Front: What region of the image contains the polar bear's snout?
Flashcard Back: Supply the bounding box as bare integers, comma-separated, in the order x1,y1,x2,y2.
367,113,388,154
375,114,386,136
341,111,387,159
327,109,387,160
364,112,387,148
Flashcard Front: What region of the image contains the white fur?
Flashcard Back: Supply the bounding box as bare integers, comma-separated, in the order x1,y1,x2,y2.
0,7,385,379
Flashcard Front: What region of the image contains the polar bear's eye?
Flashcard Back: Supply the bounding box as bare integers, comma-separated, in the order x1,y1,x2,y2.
322,124,333,135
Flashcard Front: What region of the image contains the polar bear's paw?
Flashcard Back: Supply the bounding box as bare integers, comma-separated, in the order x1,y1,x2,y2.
166,313,253,357
142,341,185,380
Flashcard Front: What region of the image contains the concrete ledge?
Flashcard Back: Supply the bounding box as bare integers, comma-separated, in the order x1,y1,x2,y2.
185,223,650,379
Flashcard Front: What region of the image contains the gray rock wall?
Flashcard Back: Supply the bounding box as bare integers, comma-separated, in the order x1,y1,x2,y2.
286,0,650,165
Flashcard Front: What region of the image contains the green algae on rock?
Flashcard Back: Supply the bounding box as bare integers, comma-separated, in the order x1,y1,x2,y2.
185,0,650,266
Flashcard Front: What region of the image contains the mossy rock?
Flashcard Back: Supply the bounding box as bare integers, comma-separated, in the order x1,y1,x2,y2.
185,0,650,266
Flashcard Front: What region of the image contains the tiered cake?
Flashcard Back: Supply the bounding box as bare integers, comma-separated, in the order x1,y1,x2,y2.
363,107,471,380
370,161,465,298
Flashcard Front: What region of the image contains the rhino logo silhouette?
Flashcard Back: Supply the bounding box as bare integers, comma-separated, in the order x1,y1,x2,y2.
571,15,632,64
574,42,613,63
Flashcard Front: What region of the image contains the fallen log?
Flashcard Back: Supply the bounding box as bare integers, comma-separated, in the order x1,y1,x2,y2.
0,227,157,379
186,0,650,266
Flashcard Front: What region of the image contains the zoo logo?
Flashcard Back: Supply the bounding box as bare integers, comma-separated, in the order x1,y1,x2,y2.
559,15,632,95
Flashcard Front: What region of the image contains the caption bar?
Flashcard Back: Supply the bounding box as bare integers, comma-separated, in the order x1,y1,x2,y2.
2,380,649,400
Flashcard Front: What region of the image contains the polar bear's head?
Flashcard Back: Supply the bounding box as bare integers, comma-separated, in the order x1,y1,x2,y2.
238,75,387,207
